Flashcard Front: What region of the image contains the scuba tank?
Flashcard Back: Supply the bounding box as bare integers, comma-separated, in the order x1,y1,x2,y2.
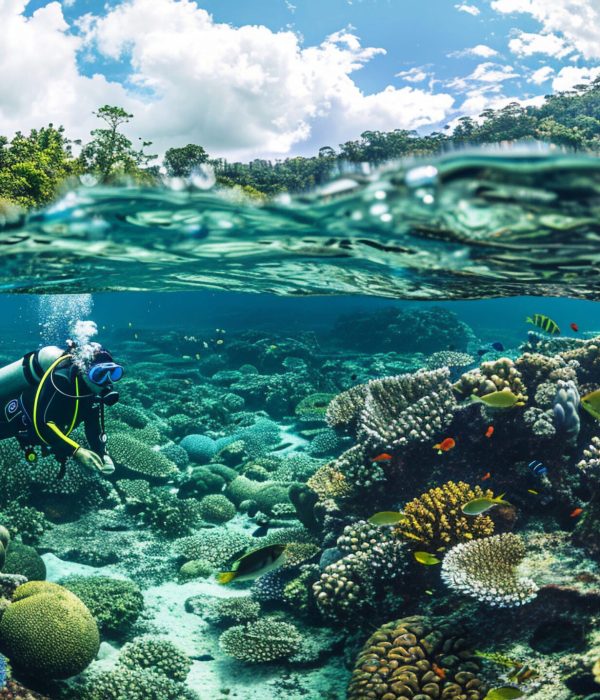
0,346,64,406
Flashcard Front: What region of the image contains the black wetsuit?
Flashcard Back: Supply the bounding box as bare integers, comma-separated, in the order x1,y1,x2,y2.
0,351,113,468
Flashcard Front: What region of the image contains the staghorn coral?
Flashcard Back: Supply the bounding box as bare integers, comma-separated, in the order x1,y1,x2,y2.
394,481,495,550
359,368,456,452
441,533,538,607
313,520,407,620
453,357,527,401
347,615,485,700
219,617,302,663
326,384,369,432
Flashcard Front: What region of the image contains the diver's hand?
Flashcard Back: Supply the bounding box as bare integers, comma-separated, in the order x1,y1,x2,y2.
73,447,105,473
101,455,115,475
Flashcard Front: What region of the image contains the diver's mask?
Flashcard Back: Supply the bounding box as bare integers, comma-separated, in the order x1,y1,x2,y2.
84,361,123,405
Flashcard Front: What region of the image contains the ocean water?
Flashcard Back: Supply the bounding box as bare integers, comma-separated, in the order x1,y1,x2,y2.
0,151,599,700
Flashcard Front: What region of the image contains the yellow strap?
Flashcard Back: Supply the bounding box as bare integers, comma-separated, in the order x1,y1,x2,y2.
66,376,80,436
33,353,73,445
46,421,80,451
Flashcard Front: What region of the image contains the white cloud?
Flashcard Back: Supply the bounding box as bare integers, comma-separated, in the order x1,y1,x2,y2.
448,62,519,91
455,3,480,16
395,67,429,83
450,44,498,58
508,31,572,58
528,65,554,84
491,0,600,60
552,65,600,91
0,0,455,158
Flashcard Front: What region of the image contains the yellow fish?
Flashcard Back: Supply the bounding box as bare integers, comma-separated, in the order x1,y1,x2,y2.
414,551,441,565
462,494,510,515
475,389,525,409
581,388,600,420
368,511,408,526
216,544,287,585
484,688,523,700
526,313,560,335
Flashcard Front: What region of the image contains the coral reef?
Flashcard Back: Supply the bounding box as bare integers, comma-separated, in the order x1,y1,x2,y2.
441,533,538,607
118,637,191,682
219,617,303,663
347,615,486,699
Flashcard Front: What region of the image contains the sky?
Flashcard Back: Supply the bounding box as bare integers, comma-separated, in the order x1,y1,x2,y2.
2,0,600,160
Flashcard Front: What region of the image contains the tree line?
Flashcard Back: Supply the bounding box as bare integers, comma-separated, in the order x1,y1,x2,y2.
2,78,600,210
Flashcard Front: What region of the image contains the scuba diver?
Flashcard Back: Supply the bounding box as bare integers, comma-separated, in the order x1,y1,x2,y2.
0,341,123,477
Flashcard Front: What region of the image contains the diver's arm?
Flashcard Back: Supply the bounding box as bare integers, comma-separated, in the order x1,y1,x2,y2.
83,404,107,457
44,421,80,459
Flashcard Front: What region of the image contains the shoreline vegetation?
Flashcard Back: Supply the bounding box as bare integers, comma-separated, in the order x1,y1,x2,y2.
1,78,600,211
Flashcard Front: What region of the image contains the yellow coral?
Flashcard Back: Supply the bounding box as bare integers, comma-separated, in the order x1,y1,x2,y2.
394,481,495,550
307,462,353,500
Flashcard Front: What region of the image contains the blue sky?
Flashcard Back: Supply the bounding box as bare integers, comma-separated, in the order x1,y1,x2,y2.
3,0,600,159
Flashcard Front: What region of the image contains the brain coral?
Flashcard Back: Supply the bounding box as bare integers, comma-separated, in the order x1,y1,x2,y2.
347,615,486,699
441,533,538,608
394,481,495,550
0,581,99,678
109,433,178,480
60,576,144,637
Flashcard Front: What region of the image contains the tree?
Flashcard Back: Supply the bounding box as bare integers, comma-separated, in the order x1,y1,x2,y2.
163,143,209,177
79,105,156,183
0,124,77,208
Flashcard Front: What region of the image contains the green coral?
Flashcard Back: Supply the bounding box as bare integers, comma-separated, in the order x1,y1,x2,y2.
118,637,191,682
1,542,46,581
219,617,303,663
177,559,213,581
60,576,144,637
198,494,236,524
0,581,99,679
0,503,47,545
205,597,261,626
80,667,199,700
109,433,178,480
174,530,251,568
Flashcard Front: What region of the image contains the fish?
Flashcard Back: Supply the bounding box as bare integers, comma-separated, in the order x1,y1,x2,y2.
491,342,504,351
216,544,287,584
526,313,560,335
508,664,538,683
570,507,583,518
527,489,539,495
372,453,393,463
483,687,524,700
528,460,548,476
414,551,441,565
485,425,494,438
474,389,525,409
570,322,579,332
433,437,455,454
581,389,600,420
462,494,510,515
368,511,408,526
481,472,491,481
424,589,434,595
432,663,446,680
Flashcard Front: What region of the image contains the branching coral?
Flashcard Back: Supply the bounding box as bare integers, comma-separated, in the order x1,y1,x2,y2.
325,384,368,432
394,481,495,550
577,436,600,484
441,533,538,607
312,520,407,620
219,617,302,663
307,462,354,501
118,637,191,682
347,615,486,700
359,368,456,452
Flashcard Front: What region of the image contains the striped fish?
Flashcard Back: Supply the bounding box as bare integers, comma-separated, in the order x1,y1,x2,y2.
526,314,560,335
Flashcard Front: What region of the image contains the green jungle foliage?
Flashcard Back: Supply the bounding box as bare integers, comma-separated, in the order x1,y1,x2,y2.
1,78,600,209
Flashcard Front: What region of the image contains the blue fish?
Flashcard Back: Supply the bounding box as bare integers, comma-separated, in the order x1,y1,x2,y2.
529,460,548,476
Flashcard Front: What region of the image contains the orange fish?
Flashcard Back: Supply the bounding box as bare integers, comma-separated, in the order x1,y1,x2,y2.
432,663,446,680
372,453,393,463
570,507,583,518
481,472,491,481
485,426,494,438
433,438,455,454
570,322,579,332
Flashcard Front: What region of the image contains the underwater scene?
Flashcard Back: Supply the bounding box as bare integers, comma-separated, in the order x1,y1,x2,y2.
0,152,599,700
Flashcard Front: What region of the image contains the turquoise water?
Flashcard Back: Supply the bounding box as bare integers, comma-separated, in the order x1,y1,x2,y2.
0,152,599,699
